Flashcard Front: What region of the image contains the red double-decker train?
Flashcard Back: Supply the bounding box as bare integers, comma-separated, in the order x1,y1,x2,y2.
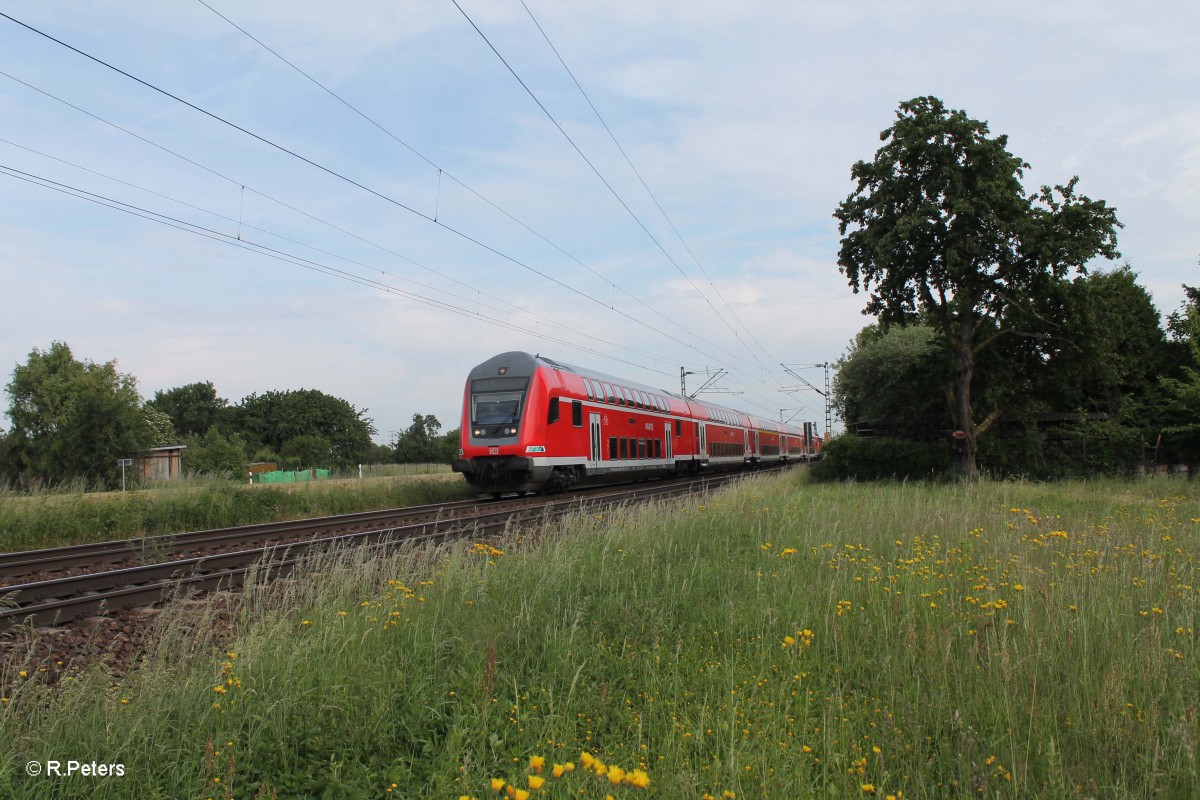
452,352,822,497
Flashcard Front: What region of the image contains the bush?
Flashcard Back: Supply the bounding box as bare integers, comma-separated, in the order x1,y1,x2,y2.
979,420,1144,479
811,435,952,481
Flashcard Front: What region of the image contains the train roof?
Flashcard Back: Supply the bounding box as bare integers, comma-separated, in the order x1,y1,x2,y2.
468,352,810,437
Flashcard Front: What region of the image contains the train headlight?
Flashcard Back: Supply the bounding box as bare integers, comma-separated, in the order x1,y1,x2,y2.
505,427,517,435
473,428,483,436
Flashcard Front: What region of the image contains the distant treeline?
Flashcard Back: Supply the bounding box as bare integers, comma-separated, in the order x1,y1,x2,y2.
0,341,458,490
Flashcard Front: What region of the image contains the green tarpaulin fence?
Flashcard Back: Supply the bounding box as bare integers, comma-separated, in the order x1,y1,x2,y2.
253,469,331,483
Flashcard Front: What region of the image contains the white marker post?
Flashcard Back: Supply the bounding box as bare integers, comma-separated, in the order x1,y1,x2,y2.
117,458,132,491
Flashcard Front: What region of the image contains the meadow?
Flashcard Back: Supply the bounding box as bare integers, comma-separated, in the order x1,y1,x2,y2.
0,467,471,553
1,471,1197,799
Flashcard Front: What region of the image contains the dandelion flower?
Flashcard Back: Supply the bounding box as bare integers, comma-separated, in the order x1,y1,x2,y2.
607,765,626,784
625,769,651,788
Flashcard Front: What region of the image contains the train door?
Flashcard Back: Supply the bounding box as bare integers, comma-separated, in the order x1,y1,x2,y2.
588,413,602,469
664,422,673,462
744,429,751,459
698,422,707,459
754,431,760,458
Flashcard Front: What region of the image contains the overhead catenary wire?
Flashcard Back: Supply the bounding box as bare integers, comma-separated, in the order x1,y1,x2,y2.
0,68,692,367
0,11,790,404
1,11,804,417
191,0,749,374
0,161,676,376
450,0,780,384
0,132,686,371
516,0,786,381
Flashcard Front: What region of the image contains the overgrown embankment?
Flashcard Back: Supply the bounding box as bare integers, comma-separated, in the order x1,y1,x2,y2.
1,473,1197,799
0,472,473,552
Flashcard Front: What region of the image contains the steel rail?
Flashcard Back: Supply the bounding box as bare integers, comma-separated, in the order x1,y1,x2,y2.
0,472,758,630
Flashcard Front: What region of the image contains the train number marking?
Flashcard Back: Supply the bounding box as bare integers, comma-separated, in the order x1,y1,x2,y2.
489,447,499,455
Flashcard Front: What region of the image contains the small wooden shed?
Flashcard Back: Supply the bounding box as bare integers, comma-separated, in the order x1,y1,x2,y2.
137,445,187,481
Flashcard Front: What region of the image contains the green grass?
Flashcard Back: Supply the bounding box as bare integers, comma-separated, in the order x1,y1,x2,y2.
1,473,1197,798
0,472,474,553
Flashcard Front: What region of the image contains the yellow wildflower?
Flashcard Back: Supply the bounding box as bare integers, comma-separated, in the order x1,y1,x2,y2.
530,755,545,773
490,777,505,792
625,769,651,788
528,776,544,790
551,764,565,779
607,765,626,784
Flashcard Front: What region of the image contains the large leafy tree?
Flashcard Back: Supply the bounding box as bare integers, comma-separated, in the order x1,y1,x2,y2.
1029,267,1169,418
231,389,374,469
834,96,1121,477
1157,278,1200,462
392,414,458,464
147,381,228,438
5,341,151,486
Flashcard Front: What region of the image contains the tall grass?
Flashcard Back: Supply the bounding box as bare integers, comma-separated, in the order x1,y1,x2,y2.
0,473,474,552
1,473,1197,798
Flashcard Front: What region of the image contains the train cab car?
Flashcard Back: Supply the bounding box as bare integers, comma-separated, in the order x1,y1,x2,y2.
452,352,555,496
452,351,818,497
453,352,694,496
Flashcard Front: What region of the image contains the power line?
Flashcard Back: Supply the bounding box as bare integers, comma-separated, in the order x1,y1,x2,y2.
191,0,749,373
0,69,687,367
0,160,677,376
1,10,801,416
451,0,777,382
516,0,785,381
0,10,781,393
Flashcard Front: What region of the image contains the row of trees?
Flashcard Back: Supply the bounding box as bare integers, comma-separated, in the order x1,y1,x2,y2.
830,95,1199,478
0,342,460,489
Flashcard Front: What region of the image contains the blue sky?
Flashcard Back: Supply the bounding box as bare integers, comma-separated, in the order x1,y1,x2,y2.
2,0,1197,443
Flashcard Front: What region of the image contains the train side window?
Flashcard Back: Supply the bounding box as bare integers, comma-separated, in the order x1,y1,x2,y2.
619,438,629,459
675,419,681,437
653,439,661,458
583,380,594,401
615,386,625,406
571,400,582,427
638,439,646,459
547,397,560,424
609,437,617,459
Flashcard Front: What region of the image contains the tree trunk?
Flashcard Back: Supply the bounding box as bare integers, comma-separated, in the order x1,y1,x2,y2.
952,316,979,479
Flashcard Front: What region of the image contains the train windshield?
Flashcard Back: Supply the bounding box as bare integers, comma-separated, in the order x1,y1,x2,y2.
472,392,523,424
470,376,529,425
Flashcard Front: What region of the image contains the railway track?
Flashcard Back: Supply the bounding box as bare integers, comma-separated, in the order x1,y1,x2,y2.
0,470,766,631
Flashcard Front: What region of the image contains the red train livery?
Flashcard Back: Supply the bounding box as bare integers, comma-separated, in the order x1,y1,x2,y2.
452,352,821,497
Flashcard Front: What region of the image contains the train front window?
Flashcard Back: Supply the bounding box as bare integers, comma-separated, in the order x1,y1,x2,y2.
472,392,523,425
469,376,529,431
